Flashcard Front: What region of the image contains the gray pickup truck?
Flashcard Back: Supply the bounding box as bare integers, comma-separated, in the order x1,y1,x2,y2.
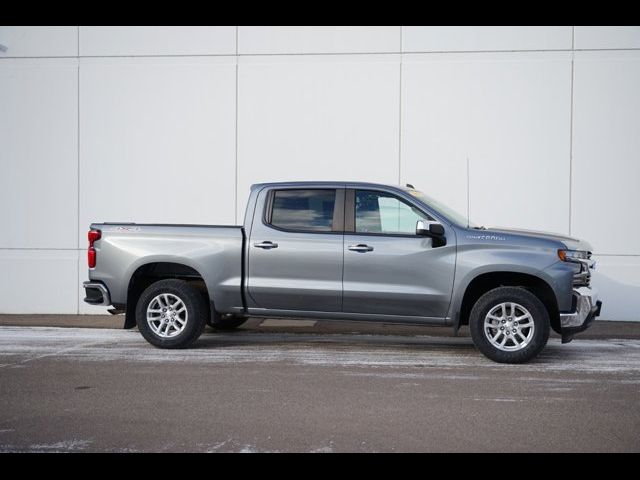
83,181,601,363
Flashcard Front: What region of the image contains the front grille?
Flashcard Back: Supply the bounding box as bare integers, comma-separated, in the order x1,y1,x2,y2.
572,252,592,287
573,271,590,287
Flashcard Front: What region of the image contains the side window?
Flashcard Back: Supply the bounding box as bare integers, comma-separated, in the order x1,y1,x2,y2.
355,190,430,235
269,189,336,232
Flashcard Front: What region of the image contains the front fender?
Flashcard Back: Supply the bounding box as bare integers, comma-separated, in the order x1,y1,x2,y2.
448,242,564,329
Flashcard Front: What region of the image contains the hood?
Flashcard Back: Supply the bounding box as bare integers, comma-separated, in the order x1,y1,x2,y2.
484,227,593,252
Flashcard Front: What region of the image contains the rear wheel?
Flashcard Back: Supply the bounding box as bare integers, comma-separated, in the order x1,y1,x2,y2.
136,279,207,349
469,286,550,363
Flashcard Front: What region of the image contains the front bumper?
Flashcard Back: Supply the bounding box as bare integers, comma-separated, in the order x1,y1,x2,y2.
83,281,111,306
559,286,602,344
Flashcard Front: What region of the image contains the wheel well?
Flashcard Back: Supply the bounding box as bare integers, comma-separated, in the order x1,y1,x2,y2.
124,262,210,329
458,272,559,333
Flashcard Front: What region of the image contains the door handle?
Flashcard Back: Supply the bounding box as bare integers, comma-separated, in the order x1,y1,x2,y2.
348,244,374,252
254,241,278,249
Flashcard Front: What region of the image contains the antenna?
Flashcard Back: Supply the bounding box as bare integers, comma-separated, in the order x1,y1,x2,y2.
0,44,7,53
405,183,415,189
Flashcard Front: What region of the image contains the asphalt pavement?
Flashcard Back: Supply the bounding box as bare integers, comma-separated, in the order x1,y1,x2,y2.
0,317,638,452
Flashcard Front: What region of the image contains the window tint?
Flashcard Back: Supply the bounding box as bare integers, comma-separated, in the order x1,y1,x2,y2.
355,190,429,235
270,189,336,232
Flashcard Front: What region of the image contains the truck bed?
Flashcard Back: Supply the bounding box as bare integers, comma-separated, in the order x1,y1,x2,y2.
88,222,246,314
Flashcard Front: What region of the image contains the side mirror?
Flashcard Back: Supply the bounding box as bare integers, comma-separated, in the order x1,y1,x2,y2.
416,220,445,237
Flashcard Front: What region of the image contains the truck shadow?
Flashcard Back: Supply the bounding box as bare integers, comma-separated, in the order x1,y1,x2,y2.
193,329,480,353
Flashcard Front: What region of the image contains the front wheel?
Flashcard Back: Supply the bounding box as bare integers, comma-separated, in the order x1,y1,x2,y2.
136,279,207,349
469,286,550,364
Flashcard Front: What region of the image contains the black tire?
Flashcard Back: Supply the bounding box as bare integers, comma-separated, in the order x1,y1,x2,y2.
469,286,550,364
207,315,248,330
136,279,207,349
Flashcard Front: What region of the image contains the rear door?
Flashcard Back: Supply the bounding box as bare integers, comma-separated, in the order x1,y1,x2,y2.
247,187,344,312
342,188,456,318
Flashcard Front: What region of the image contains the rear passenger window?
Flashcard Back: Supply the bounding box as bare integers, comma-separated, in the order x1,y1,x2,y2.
270,189,336,232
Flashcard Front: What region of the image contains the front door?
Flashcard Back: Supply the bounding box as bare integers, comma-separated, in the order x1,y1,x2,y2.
342,189,456,319
248,187,344,312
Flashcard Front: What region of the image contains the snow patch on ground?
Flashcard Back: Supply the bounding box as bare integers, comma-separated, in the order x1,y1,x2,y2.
1,327,640,379
0,439,92,452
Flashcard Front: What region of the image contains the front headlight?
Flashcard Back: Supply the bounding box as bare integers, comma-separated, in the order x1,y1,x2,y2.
558,249,590,263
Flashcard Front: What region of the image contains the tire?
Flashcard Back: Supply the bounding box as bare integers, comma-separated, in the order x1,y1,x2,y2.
469,286,550,364
136,279,207,349
207,315,248,330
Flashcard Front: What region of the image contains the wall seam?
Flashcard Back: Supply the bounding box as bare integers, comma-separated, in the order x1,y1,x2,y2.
3,47,640,61
3,247,636,258
398,26,403,185
76,25,80,314
234,26,239,224
467,157,470,227
0,248,82,251
569,26,575,236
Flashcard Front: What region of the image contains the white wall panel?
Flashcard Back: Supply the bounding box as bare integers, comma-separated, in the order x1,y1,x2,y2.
238,26,400,54
79,57,236,245
79,26,236,56
0,250,78,313
237,54,400,220
591,256,640,321
572,51,640,255
0,58,78,249
402,52,572,233
0,26,77,57
402,26,572,53
574,26,640,50
401,56,471,219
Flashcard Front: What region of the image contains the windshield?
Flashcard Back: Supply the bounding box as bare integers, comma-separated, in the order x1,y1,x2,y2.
403,188,478,228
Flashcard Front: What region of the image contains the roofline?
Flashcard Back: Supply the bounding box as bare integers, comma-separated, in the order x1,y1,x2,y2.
248,180,459,228
250,181,411,191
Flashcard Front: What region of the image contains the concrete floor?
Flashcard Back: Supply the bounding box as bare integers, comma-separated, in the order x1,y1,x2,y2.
0,316,639,452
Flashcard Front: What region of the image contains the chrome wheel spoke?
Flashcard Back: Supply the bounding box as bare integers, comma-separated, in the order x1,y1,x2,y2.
484,301,535,352
484,319,497,330
147,293,188,338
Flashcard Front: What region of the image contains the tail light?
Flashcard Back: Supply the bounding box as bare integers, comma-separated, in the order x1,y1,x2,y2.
88,229,101,268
